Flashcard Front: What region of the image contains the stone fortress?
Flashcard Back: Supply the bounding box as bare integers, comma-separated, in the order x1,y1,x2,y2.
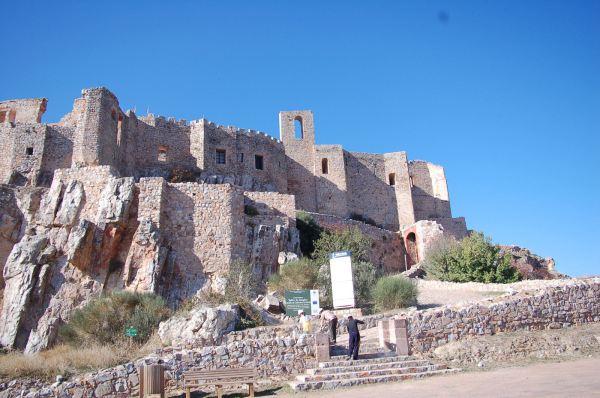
0,87,467,352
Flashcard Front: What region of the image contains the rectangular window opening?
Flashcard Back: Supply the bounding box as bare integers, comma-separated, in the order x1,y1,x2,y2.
237,153,244,163
388,173,396,186
216,149,226,164
26,147,34,156
321,158,329,174
255,154,264,170
158,145,168,162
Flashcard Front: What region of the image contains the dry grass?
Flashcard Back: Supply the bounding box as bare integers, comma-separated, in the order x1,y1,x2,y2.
0,333,162,381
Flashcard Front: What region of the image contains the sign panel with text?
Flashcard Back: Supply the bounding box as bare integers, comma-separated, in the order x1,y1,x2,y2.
329,251,355,309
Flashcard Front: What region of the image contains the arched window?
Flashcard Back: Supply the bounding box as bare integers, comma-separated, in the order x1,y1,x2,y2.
321,158,329,174
406,232,418,268
294,117,303,139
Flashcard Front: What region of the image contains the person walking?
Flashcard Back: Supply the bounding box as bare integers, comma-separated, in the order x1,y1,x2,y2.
346,315,365,360
319,308,338,343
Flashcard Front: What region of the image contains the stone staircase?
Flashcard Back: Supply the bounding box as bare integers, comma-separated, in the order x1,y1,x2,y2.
289,329,460,391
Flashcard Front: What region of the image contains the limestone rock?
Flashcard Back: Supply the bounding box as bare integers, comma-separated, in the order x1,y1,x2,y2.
96,177,134,226
0,234,48,348
158,304,239,344
53,181,84,226
278,251,298,265
123,219,168,293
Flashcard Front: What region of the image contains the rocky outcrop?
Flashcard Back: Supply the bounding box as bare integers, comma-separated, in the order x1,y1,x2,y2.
501,245,563,280
157,304,240,345
0,166,301,353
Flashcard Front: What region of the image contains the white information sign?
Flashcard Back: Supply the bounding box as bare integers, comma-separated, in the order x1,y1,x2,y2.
310,289,320,316
329,251,355,309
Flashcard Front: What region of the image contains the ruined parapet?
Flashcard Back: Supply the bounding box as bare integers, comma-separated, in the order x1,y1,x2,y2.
409,160,452,221
0,98,47,125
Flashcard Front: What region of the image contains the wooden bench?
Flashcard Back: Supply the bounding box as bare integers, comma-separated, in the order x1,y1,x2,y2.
183,367,257,398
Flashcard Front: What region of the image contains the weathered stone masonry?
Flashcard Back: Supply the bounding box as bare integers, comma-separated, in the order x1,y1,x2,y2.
0,87,469,352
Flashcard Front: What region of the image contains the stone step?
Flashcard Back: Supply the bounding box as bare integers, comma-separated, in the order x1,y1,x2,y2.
320,355,412,368
290,368,461,391
298,364,448,382
307,359,432,375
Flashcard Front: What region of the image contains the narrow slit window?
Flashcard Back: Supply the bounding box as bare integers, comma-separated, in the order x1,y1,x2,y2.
117,115,123,146
321,158,329,174
237,153,244,163
216,149,226,164
294,117,303,139
255,154,264,170
388,173,396,186
26,147,34,156
158,145,168,162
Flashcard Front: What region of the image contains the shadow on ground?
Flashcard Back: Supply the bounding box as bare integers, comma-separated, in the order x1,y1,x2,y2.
171,387,285,397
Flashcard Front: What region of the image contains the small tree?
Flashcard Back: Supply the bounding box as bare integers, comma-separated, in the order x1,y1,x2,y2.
313,227,372,265
316,261,380,309
423,232,521,283
372,276,418,312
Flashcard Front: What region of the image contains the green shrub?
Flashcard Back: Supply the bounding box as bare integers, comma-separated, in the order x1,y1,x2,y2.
268,258,319,294
372,276,418,311
423,232,521,283
296,211,323,256
313,227,372,265
59,291,171,346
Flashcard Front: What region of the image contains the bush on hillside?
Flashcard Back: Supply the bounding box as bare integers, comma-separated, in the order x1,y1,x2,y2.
372,276,418,312
313,227,372,265
59,291,171,346
267,258,319,294
296,211,323,256
224,260,263,300
423,232,521,283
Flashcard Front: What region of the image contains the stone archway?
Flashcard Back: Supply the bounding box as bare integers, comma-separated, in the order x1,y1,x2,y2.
405,232,418,268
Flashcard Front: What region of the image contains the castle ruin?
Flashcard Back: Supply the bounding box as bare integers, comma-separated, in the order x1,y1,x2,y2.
0,88,467,352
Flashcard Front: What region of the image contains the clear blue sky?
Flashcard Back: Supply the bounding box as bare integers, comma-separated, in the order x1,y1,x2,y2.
1,1,599,276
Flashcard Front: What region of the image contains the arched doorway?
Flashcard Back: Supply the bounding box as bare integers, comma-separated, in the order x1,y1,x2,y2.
405,232,418,268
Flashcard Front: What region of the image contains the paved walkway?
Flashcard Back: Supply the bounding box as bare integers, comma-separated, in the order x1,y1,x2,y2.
272,357,600,398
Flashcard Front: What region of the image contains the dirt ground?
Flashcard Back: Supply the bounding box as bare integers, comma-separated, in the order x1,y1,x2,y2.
273,356,600,398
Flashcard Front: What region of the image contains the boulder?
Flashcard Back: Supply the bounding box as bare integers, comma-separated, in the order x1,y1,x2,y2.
262,294,282,313
158,304,239,345
278,251,299,265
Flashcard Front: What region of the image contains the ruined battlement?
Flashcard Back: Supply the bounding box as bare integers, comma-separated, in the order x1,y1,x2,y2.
0,87,466,235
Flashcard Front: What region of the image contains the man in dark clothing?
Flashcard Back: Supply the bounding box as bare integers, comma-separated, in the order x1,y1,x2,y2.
346,315,365,360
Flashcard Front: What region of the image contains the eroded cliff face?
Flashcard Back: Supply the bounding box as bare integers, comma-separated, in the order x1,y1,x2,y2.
0,166,299,353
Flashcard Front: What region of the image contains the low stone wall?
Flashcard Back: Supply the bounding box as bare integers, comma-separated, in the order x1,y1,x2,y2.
0,333,316,398
407,279,600,353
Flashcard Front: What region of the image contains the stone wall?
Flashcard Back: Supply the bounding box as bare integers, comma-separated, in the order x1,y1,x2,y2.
406,279,600,353
409,160,452,221
0,332,316,398
0,98,46,124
